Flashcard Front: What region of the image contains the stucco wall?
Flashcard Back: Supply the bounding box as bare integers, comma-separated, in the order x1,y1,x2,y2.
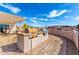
49,29,78,49
17,32,48,53
10,24,16,33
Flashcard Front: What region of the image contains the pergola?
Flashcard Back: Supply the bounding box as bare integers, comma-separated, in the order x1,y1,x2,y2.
0,12,24,33
0,12,24,24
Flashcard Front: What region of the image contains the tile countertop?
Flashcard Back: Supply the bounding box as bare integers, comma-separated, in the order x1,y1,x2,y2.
17,32,30,36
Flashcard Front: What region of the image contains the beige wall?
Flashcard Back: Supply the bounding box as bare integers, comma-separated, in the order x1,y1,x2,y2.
9,24,16,33
49,29,78,49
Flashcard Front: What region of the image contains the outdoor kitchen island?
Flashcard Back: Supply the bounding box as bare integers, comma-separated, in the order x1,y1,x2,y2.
17,29,48,53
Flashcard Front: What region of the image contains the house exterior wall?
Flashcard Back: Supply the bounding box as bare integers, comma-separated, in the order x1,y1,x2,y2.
9,24,16,33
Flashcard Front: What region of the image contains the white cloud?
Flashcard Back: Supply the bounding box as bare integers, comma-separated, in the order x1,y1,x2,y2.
39,18,43,21
44,19,49,21
33,20,37,23
59,21,66,25
30,17,50,21
38,18,49,21
0,3,21,14
64,16,69,18
48,10,68,18
23,16,27,18
31,19,37,23
73,16,79,21
68,10,72,13
31,17,37,20
27,17,57,27
38,18,55,21
30,17,37,23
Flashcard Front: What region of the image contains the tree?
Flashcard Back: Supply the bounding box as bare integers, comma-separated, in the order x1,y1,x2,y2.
22,24,29,33
22,24,28,30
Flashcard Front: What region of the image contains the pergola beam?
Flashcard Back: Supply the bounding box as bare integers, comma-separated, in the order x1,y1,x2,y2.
0,12,24,24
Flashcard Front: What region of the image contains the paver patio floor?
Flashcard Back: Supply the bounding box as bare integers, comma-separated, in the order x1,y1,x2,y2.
0,34,78,55
0,34,63,55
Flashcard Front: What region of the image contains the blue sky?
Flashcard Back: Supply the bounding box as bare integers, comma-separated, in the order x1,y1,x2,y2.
0,3,79,27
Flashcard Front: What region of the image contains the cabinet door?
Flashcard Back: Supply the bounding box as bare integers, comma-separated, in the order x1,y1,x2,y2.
24,37,31,52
